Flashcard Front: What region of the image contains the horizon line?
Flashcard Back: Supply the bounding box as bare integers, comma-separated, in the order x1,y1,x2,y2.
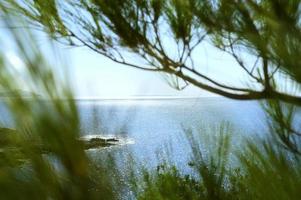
73,95,220,100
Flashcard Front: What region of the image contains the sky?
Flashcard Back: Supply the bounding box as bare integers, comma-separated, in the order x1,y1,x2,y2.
52,38,255,99
1,26,257,99
66,46,215,99
57,44,253,99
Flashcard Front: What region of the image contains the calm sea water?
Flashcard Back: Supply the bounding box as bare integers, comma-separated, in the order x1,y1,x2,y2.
0,98,270,171
0,97,287,197
77,98,268,170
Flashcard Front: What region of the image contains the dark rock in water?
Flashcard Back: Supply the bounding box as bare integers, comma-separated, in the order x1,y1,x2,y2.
0,127,120,151
106,138,119,142
82,137,119,149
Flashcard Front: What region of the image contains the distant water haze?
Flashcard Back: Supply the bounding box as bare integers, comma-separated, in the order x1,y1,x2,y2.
74,95,218,100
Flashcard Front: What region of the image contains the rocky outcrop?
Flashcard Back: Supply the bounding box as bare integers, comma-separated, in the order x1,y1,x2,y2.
80,136,120,149
0,128,120,151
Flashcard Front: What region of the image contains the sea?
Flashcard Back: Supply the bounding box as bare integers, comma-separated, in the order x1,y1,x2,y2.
76,97,268,171
0,97,295,197
0,97,269,167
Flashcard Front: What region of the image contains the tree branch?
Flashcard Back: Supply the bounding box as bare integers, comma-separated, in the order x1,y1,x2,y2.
181,66,253,92
69,31,162,72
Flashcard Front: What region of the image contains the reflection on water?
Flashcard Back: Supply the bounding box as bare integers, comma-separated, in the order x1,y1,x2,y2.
0,97,270,171
76,97,267,171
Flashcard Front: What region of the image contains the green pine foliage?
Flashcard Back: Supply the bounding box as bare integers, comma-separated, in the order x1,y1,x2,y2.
1,1,301,200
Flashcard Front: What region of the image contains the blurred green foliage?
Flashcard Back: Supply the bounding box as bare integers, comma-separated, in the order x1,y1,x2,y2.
133,121,301,200
0,13,121,200
1,1,301,200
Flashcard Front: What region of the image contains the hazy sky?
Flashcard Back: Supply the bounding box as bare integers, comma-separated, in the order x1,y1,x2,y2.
55,36,257,99
1,28,255,99
66,46,214,98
